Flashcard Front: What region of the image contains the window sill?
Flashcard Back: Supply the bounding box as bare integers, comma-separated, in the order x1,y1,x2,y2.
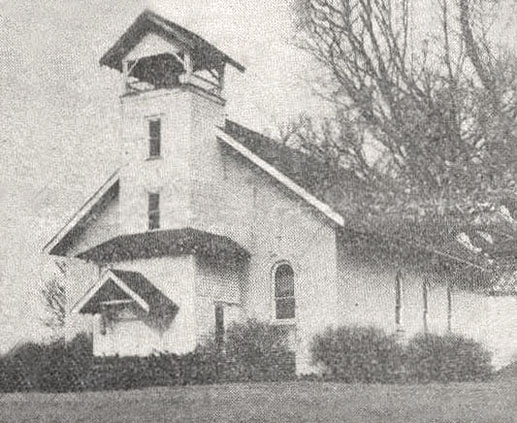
145,156,162,162
270,319,296,326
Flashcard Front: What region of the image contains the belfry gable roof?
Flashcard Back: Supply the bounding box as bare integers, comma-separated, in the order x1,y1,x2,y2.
100,9,245,73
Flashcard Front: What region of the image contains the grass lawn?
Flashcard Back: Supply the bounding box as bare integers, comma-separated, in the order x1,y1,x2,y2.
0,381,516,423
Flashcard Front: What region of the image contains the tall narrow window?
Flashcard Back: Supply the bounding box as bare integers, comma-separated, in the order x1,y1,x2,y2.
148,192,160,230
215,304,225,351
148,118,161,158
395,271,403,326
447,283,452,332
274,263,295,320
422,280,429,333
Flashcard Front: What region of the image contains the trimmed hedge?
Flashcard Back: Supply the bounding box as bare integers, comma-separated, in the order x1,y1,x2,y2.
0,320,296,393
181,319,296,384
310,326,493,384
0,324,493,392
83,354,182,391
310,326,404,383
405,333,493,383
223,319,296,382
0,333,93,392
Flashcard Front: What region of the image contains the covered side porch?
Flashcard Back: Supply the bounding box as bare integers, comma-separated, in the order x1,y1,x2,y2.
72,228,250,357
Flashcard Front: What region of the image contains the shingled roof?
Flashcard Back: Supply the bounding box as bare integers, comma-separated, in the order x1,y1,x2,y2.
222,120,361,210
100,9,245,73
76,269,178,318
76,227,250,264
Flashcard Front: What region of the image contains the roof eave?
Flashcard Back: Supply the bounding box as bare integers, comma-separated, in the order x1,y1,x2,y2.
216,127,345,227
75,228,250,264
99,10,245,73
71,270,150,315
43,169,121,256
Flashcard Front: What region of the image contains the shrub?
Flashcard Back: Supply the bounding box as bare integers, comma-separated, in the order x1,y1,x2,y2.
83,319,296,389
222,319,296,382
83,354,181,391
405,333,493,383
36,333,94,392
310,326,404,383
0,342,45,392
0,333,93,393
0,320,295,393
178,347,221,385
184,319,296,383
0,326,495,392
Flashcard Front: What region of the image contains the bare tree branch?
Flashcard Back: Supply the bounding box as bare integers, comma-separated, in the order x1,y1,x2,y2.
288,0,517,277
41,277,66,337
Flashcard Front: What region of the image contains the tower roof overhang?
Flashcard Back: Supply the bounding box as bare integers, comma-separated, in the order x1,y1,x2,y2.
100,9,245,73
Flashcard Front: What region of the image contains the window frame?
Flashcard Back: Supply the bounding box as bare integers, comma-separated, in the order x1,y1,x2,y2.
271,261,296,324
147,116,162,159
147,191,161,231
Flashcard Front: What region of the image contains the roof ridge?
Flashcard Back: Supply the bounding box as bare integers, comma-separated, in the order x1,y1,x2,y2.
100,10,245,72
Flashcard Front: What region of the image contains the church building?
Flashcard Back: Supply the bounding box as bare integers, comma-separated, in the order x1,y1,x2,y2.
44,9,517,373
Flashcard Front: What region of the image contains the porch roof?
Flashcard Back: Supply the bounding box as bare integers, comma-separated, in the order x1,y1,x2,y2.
75,269,177,316
76,227,250,264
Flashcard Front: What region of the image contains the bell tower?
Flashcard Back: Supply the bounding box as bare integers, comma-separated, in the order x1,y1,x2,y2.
100,10,245,234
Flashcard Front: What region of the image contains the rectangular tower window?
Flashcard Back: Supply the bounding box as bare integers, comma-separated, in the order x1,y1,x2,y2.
447,283,452,332
215,304,225,351
148,118,161,158
148,192,160,230
422,280,429,333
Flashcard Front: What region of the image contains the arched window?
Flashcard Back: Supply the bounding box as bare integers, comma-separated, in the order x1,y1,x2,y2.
274,263,295,320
